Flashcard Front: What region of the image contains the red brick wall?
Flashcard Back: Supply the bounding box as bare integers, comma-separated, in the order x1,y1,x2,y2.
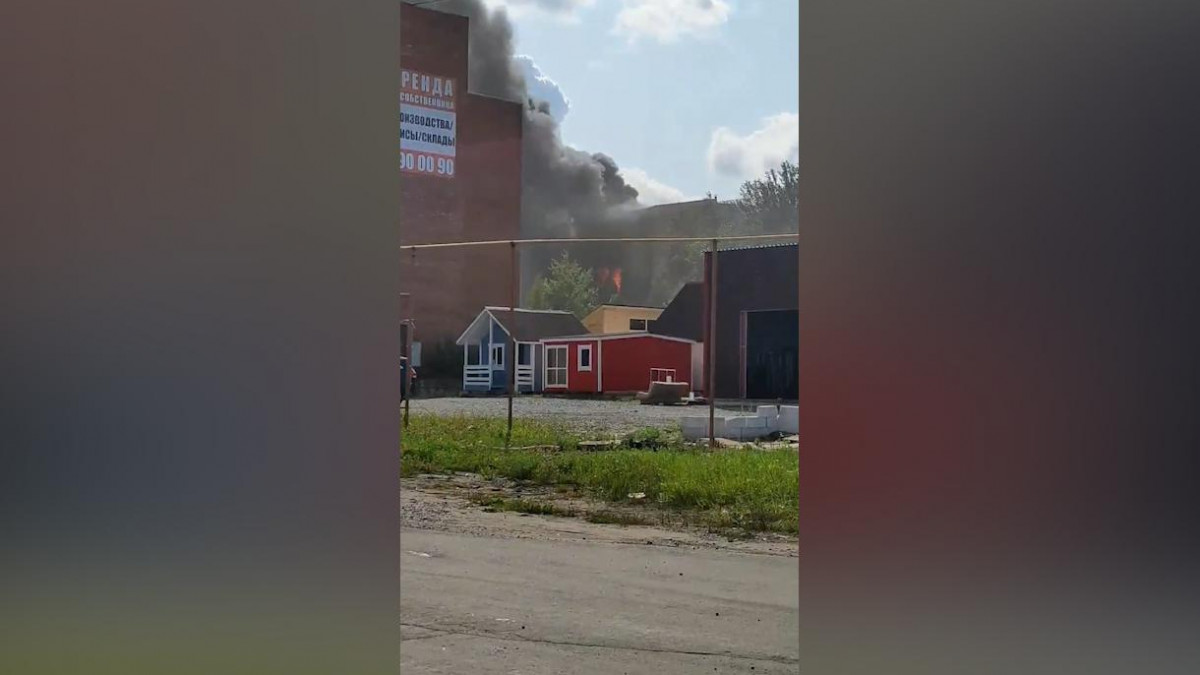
400,3,522,343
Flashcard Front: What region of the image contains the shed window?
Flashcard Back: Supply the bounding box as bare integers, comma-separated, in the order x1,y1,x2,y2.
578,345,593,371
490,344,504,367
629,318,648,331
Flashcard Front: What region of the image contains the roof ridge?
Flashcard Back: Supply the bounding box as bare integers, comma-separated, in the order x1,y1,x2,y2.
593,302,665,310
713,240,798,253
485,306,571,315
545,331,697,343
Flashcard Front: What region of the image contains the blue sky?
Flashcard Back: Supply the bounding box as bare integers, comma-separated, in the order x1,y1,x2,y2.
489,0,798,204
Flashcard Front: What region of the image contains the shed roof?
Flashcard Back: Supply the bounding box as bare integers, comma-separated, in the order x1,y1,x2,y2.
588,302,665,311
709,240,798,254
485,307,587,342
543,331,696,344
650,282,705,342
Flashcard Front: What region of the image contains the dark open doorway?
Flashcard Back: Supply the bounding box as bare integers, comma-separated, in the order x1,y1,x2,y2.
744,309,798,400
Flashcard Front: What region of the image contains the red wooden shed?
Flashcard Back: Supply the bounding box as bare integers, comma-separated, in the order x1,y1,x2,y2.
540,332,699,395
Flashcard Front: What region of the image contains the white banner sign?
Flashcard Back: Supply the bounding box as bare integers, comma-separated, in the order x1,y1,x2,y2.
400,69,456,178
400,105,456,157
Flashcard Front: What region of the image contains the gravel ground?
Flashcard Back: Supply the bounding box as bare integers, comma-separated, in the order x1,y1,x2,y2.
407,396,752,437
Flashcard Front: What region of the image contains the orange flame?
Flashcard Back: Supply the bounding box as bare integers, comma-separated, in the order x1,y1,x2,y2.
612,268,623,295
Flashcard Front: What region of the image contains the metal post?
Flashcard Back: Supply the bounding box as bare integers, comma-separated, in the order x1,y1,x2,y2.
507,240,517,442
403,317,408,456
399,282,412,459
403,320,412,429
404,251,417,429
708,238,719,448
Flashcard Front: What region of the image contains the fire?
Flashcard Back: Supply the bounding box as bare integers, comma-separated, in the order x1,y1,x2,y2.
612,268,623,294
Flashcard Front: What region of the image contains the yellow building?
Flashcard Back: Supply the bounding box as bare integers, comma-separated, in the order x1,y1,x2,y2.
582,304,664,334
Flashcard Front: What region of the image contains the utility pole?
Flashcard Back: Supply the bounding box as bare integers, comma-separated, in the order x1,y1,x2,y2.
507,241,517,442
708,239,719,448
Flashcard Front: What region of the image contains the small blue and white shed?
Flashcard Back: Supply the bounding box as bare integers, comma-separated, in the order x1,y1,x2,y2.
455,307,588,394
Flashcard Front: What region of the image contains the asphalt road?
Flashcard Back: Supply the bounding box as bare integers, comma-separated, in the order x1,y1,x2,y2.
400,528,799,674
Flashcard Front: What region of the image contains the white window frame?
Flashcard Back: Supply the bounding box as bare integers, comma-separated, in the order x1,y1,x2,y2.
490,343,504,368
545,345,568,387
578,344,593,371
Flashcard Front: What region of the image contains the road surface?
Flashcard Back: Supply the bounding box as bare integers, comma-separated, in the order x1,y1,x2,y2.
400,528,799,674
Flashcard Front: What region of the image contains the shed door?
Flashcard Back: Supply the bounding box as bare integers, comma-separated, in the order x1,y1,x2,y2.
490,343,507,389
545,346,568,388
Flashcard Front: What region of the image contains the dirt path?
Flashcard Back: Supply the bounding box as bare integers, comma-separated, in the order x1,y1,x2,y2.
402,473,799,558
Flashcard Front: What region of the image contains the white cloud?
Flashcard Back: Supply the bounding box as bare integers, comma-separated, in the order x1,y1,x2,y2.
613,0,733,45
482,0,596,21
622,167,693,205
706,112,799,179
514,55,570,123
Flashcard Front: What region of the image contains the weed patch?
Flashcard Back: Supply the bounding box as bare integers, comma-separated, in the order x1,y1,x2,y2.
585,511,651,526
404,414,798,533
468,494,576,517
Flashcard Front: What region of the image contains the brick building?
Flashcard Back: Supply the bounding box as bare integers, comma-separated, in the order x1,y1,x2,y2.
400,3,523,351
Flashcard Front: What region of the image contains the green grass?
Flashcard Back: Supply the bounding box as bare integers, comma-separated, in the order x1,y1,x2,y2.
402,414,798,533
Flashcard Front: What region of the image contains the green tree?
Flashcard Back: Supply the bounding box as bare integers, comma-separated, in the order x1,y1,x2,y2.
735,160,798,233
527,252,603,319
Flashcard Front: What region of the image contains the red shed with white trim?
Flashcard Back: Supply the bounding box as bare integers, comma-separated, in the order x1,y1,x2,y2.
541,333,699,395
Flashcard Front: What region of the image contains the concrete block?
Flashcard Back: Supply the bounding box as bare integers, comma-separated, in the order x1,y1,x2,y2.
684,411,786,442
754,407,781,435
778,405,799,435
724,415,754,429
726,415,772,441
681,416,725,441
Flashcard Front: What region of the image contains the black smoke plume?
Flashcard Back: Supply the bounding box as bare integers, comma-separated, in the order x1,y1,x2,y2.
405,0,730,306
